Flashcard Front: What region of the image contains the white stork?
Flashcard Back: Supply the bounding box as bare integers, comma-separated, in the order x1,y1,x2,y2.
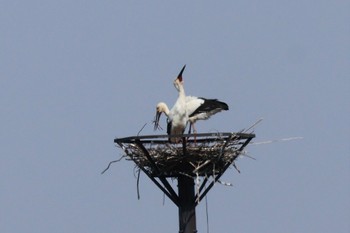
154,65,229,142
154,65,188,142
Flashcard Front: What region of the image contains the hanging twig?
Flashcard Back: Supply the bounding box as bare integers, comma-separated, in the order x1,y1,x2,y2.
196,172,200,203
136,168,141,199
205,189,210,233
232,162,241,173
238,151,257,160
101,155,126,174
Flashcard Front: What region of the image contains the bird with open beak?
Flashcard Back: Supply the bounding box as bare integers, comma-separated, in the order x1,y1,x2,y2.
154,65,188,142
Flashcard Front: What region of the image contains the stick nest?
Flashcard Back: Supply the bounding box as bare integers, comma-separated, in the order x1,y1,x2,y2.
120,138,244,177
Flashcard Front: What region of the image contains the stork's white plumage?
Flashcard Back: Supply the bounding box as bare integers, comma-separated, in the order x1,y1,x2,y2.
184,96,229,134
154,65,188,142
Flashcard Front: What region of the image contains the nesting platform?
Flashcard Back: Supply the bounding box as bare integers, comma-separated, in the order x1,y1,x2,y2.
114,132,255,206
115,132,255,177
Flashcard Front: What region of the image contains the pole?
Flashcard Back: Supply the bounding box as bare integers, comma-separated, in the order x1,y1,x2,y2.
178,175,197,233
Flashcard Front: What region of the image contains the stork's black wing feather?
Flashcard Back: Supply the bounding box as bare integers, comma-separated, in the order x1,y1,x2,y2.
189,98,229,117
166,119,172,135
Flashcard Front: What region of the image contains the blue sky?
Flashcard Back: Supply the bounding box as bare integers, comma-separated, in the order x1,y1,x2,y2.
1,1,349,232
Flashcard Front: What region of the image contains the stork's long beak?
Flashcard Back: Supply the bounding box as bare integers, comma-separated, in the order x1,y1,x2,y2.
176,65,186,82
153,111,162,131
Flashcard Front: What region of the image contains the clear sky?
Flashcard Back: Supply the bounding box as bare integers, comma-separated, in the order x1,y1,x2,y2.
1,1,349,233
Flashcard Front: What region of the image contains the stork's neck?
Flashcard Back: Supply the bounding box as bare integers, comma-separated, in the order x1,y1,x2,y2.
177,82,186,99
163,104,170,116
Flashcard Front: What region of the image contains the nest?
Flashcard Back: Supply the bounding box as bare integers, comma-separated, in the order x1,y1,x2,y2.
115,132,255,178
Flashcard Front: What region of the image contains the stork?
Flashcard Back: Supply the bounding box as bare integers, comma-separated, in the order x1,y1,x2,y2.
154,65,229,142
154,65,187,143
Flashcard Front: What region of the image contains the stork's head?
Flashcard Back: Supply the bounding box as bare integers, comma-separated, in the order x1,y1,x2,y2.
154,102,169,131
173,65,186,91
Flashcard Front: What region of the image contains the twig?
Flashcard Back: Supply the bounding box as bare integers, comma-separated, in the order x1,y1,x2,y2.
250,118,263,131
232,162,241,173
178,172,194,179
136,168,141,199
205,195,210,233
196,172,200,203
101,155,125,174
217,180,233,186
152,118,163,131
239,151,257,160
251,136,303,145
193,160,211,173
137,123,148,136
244,118,263,133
